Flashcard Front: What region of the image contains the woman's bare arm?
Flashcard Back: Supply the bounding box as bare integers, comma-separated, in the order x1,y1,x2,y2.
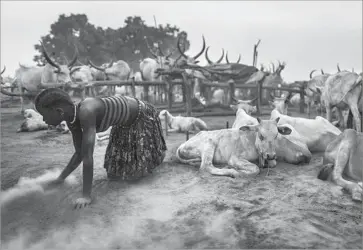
79,106,98,199
57,125,83,181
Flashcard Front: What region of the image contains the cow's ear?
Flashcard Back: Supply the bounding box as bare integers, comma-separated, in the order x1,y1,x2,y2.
316,87,322,95
277,125,292,135
240,124,258,132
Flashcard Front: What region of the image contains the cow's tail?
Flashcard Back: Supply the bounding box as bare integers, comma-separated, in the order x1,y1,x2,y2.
175,146,201,167
317,163,334,181
194,118,208,131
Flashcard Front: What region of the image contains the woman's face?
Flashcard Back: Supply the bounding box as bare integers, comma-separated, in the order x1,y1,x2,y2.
39,106,64,126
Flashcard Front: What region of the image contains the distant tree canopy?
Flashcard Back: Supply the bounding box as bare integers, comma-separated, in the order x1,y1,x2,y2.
33,14,190,71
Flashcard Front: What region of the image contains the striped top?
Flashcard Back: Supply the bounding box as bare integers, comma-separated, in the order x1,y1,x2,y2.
98,95,134,132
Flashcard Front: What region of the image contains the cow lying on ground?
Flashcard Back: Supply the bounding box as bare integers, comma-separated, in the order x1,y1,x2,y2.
159,110,208,133
231,105,311,165
176,117,303,178
270,109,341,153
318,129,362,201
17,109,69,133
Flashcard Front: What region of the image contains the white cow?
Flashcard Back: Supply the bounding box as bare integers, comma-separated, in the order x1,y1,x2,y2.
88,59,131,96
232,105,311,164
17,109,69,133
268,92,293,115
12,42,78,113
176,117,305,178
318,129,363,201
159,110,208,133
270,109,341,152
317,71,362,132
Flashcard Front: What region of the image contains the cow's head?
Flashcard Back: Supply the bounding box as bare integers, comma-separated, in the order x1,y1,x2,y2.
269,92,293,115
88,59,117,81
174,35,206,67
40,41,78,86
245,61,286,86
205,47,225,65
303,69,329,102
225,52,241,64
145,38,175,70
230,97,257,115
240,117,292,168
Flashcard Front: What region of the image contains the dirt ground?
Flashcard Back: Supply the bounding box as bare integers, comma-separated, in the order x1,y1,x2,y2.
1,99,362,249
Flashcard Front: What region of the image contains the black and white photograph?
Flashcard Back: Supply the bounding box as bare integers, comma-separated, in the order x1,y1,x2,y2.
1,1,362,249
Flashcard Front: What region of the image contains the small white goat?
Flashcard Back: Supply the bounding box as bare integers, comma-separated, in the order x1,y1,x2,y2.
159,110,208,133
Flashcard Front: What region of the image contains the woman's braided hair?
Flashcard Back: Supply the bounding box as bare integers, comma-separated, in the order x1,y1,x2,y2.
34,87,73,112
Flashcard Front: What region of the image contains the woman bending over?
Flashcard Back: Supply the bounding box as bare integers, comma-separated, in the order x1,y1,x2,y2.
34,88,167,208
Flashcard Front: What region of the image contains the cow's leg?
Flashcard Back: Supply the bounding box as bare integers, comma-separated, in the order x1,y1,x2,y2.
326,104,333,123
335,108,345,129
19,87,25,114
200,141,239,178
307,102,311,118
227,156,260,177
81,88,86,100
331,143,362,201
347,104,361,132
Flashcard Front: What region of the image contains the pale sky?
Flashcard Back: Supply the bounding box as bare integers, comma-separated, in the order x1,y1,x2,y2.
1,1,362,82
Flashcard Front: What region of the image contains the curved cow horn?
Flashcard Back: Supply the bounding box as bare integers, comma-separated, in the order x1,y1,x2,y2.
309,69,317,79
70,66,82,75
145,38,159,58
40,41,60,71
271,62,275,73
177,35,189,59
88,59,106,72
67,44,78,68
157,42,165,57
192,35,206,60
1,66,5,75
248,97,258,103
337,63,341,72
226,52,230,64
236,54,241,64
108,59,114,68
321,69,325,74
205,47,213,65
216,49,225,64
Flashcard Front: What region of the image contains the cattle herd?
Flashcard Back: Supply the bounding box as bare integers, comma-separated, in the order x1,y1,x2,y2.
0,35,362,202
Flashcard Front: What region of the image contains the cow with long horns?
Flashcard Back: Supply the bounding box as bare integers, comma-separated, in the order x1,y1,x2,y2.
88,59,131,97
140,38,177,103
9,42,78,113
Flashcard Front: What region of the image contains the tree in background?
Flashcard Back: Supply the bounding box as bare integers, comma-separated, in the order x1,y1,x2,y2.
33,14,190,72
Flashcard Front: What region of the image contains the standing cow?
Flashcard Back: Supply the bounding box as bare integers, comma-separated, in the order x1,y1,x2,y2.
12,42,78,113
88,59,131,97
316,71,362,132
245,61,287,104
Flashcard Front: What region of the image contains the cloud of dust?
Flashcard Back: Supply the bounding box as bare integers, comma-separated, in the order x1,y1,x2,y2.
0,169,78,207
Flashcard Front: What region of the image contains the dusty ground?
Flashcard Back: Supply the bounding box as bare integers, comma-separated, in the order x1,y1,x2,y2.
1,99,362,249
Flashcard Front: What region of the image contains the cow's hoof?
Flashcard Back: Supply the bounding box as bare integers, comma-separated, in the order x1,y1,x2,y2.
352,184,363,202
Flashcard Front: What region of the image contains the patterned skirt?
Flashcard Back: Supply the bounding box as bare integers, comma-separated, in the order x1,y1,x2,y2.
104,101,167,180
